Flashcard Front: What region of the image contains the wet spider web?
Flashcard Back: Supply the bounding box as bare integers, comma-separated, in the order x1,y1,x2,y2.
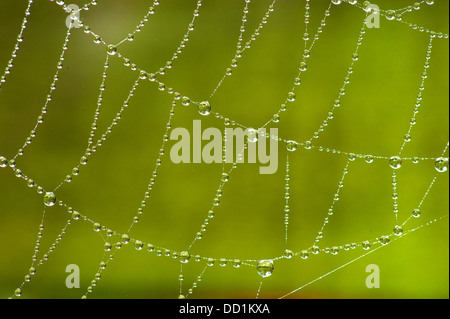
0,0,448,299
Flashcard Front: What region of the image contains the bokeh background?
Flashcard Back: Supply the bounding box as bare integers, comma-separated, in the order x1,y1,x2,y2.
0,0,448,299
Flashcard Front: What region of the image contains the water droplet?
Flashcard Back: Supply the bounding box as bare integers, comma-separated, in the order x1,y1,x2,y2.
121,234,130,244
389,156,402,169
412,208,421,218
286,140,298,152
272,114,280,122
379,235,390,245
179,251,190,263
365,155,374,163
300,250,309,259
181,96,191,106
104,242,112,251
435,157,448,172
352,53,359,61
43,192,56,206
331,0,342,4
233,259,241,268
206,258,215,266
393,225,403,236
385,10,396,20
93,36,101,44
330,246,339,255
134,240,143,250
72,211,80,220
362,240,371,250
287,92,296,102
107,45,117,55
304,141,312,149
14,288,22,297
198,101,211,116
256,260,274,278
219,258,227,266
311,246,320,254
284,249,293,259
0,156,7,168
93,223,101,232
246,128,258,143
299,61,307,71
404,134,411,142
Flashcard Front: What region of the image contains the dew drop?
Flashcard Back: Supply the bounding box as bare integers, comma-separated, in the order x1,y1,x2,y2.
233,259,241,268
93,223,101,232
256,260,274,278
181,96,191,106
435,157,449,172
299,61,307,71
311,246,320,255
104,242,112,251
107,45,117,56
385,10,396,20
286,140,298,152
246,128,258,143
393,225,403,236
0,156,7,168
412,208,421,218
134,240,143,250
43,192,56,207
284,249,293,259
362,240,371,250
300,250,309,259
219,258,227,267
389,156,402,169
365,155,374,163
198,101,211,116
287,92,296,102
121,234,130,244
14,288,22,297
179,251,190,263
379,235,390,245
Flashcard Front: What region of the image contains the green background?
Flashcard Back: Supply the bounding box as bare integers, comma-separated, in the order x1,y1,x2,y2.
0,0,448,298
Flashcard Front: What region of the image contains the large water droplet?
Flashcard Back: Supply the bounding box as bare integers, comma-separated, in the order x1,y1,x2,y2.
286,140,298,152
256,260,274,278
179,251,190,263
43,192,56,206
389,156,402,169
435,157,448,172
198,101,211,116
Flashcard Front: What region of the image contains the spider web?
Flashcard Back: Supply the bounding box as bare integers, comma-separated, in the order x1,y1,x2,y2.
0,0,448,299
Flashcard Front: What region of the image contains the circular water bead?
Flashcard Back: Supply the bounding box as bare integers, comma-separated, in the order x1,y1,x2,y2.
412,208,421,218
131,240,143,250
107,45,117,56
284,249,293,259
246,128,258,143
14,288,22,297
299,61,307,72
72,211,80,220
121,234,130,244
389,156,402,169
287,92,296,102
219,258,227,267
286,140,298,152
425,0,434,4
393,225,403,236
0,156,7,168
379,235,390,245
272,114,280,123
364,155,374,163
221,172,229,182
404,134,411,142
179,251,190,263
104,242,112,251
385,10,396,20
435,157,449,173
206,258,215,266
256,260,274,278
43,192,56,206
331,0,342,5
233,259,241,268
181,96,191,106
299,250,310,259
362,240,371,250
93,223,101,232
198,101,211,116
330,246,339,255
311,246,320,255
